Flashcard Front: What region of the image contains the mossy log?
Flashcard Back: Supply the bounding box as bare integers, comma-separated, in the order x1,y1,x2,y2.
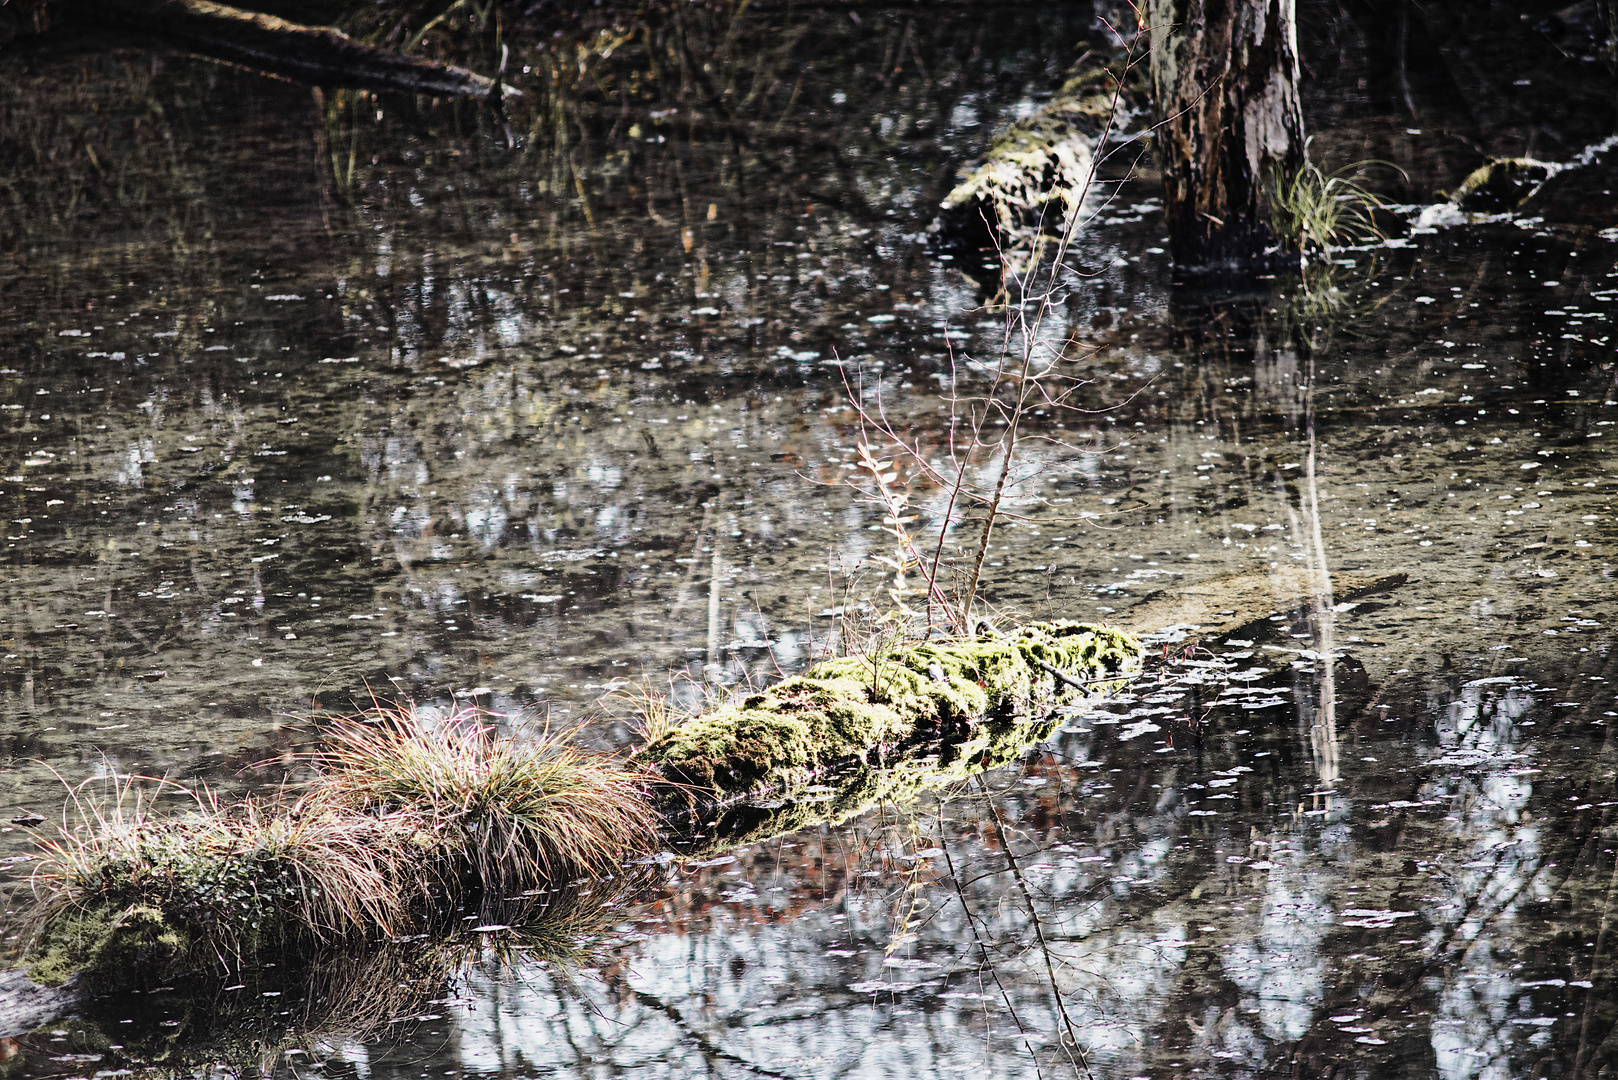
932,57,1149,270
673,709,1080,857
6,624,1140,1005
636,621,1143,800
1440,157,1558,213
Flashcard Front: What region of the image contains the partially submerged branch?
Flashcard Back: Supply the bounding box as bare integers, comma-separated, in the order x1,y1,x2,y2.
636,621,1143,799
25,0,508,98
6,623,1144,997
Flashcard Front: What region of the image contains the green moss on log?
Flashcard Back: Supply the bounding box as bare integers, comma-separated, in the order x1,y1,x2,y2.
683,708,1072,856
934,51,1148,265
637,622,1141,795
25,902,183,987
1442,157,1556,213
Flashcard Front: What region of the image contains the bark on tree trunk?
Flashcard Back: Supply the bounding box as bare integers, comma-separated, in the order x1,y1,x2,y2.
1146,0,1305,274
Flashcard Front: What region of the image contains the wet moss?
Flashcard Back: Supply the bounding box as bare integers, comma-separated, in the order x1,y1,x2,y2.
682,710,1070,855
26,902,185,987
933,50,1149,266
638,621,1142,797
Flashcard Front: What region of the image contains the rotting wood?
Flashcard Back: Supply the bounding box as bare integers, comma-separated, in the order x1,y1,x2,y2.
635,621,1144,800
932,51,1149,274
0,574,1412,1016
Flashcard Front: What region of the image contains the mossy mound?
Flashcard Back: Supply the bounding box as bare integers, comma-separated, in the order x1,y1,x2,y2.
12,716,657,990
637,622,1142,797
20,810,437,987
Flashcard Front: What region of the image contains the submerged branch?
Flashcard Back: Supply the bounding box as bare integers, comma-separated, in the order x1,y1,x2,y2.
55,0,507,98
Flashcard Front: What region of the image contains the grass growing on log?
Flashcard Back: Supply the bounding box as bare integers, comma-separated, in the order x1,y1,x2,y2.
636,622,1141,797
306,712,660,891
20,792,437,983
13,710,657,985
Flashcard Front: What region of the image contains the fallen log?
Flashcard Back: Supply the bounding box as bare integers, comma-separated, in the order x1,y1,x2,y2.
23,0,508,99
931,52,1149,274
1,570,1418,1042
636,621,1144,800
1119,568,1408,640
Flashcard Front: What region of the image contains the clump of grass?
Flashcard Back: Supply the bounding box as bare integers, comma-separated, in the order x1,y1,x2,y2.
302,708,659,893
1270,148,1399,254
602,674,694,746
19,781,437,983
13,709,658,985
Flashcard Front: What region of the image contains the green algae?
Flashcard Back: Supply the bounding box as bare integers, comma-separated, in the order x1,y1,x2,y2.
637,622,1142,797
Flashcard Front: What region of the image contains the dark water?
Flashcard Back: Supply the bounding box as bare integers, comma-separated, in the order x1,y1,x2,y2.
3,2,1618,1076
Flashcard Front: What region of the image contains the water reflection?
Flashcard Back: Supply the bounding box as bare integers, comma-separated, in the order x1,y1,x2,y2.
4,0,1618,1076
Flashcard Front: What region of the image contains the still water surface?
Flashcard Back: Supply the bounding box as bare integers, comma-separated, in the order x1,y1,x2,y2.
3,3,1618,1076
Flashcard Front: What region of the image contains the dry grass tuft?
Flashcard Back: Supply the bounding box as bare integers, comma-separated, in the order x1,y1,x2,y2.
305,707,659,892
13,708,659,984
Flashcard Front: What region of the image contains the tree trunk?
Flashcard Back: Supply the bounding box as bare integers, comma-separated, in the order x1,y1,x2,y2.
1146,0,1305,273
